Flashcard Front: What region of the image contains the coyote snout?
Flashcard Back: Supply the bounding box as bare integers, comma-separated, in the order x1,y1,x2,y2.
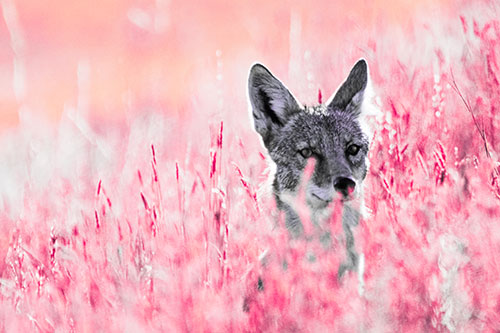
306,176,355,207
334,176,356,199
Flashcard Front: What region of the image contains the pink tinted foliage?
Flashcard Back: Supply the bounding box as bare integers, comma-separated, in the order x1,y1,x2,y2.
2,4,500,333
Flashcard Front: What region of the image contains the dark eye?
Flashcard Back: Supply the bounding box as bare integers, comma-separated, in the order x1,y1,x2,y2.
346,144,360,156
299,148,312,158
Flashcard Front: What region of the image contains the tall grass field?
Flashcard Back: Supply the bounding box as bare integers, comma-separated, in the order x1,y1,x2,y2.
0,0,500,331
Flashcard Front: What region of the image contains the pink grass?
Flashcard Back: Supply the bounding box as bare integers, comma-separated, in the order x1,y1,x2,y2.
1,1,500,332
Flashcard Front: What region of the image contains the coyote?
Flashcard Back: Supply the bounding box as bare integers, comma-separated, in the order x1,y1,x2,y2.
248,59,371,277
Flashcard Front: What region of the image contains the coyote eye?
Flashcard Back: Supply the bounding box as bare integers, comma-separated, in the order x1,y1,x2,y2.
299,148,312,158
346,144,360,156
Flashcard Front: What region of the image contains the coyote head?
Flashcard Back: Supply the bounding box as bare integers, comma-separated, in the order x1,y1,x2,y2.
248,60,371,235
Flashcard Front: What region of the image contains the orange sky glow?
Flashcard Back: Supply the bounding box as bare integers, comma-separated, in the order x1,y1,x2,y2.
0,0,452,132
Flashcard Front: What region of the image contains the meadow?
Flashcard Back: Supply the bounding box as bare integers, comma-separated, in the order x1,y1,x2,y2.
0,0,499,331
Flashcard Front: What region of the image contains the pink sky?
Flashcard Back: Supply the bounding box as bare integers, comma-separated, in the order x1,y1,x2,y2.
0,0,451,132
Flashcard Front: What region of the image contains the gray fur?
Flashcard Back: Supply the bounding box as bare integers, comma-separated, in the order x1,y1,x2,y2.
327,59,368,114
248,60,371,277
248,64,302,148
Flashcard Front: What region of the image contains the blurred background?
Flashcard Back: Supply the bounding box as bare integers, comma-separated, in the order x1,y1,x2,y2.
2,2,500,331
0,0,457,133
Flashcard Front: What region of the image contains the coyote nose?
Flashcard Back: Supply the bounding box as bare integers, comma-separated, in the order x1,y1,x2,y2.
334,177,356,197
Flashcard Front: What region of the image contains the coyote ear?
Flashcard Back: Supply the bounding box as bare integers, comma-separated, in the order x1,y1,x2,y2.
327,59,368,116
248,63,301,146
